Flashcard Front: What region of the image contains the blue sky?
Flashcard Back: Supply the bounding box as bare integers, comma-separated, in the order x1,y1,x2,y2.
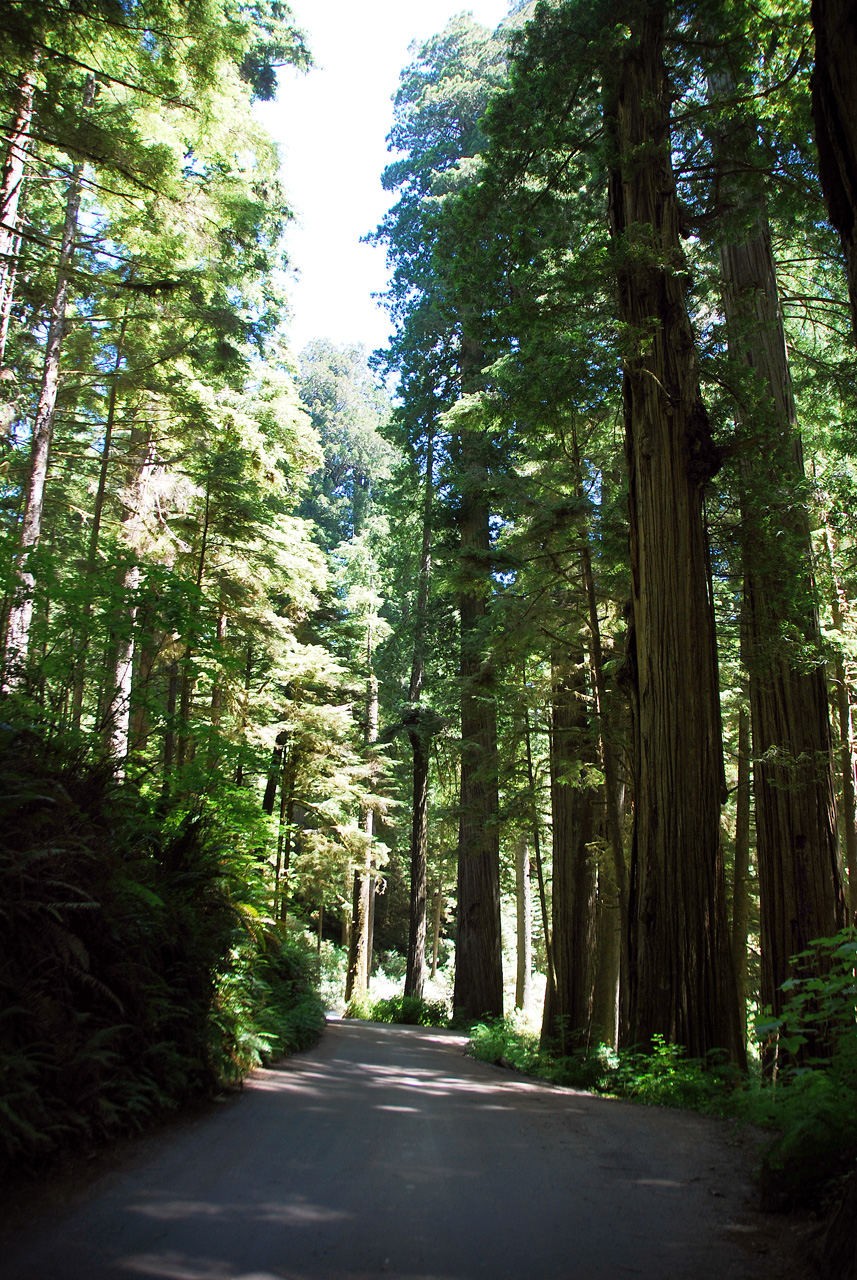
256,1,513,359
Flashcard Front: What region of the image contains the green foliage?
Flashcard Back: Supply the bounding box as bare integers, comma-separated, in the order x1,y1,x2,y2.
0,725,323,1175
743,930,857,1209
467,1020,740,1115
344,992,450,1027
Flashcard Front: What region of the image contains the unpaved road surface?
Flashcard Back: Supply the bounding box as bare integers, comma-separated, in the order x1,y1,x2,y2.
1,1021,799,1280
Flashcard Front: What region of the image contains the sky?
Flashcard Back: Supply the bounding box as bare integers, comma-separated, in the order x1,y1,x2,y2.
255,0,513,360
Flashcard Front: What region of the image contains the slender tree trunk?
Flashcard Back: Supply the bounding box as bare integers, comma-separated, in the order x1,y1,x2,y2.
605,6,743,1061
811,0,857,336
235,644,253,787
101,562,139,767
405,425,434,999
0,62,36,373
163,658,179,784
515,834,533,1012
541,650,597,1052
709,61,847,1025
405,729,429,998
453,333,503,1019
822,525,857,920
4,76,95,683
206,607,228,773
523,696,554,998
273,745,296,921
591,856,622,1049
430,881,443,980
129,615,156,759
573,431,630,1038
101,422,155,765
71,313,129,728
345,667,378,1002
367,872,378,983
176,482,211,773
732,704,752,1042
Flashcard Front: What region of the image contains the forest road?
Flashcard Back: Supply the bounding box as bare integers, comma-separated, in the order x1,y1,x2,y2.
0,1020,799,1280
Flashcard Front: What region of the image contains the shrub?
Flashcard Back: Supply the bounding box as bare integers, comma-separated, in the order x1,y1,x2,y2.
0,725,324,1176
344,992,450,1027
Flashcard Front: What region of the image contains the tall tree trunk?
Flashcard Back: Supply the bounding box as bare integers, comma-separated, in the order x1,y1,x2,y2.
732,703,752,1042
515,834,533,1012
234,644,253,787
541,650,597,1051
591,855,622,1049
523,696,555,998
273,742,296,921
71,313,129,728
102,423,156,766
811,0,857,336
573,430,630,1038
453,333,503,1020
128,613,156,759
4,76,95,683
430,881,443,980
176,481,211,773
822,524,857,920
163,658,179,785
405,425,434,999
346,666,379,1002
0,62,36,373
206,607,228,774
605,6,743,1061
709,61,847,1026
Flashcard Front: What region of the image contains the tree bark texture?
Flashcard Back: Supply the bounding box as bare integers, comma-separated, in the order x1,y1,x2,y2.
605,5,743,1061
713,136,847,1021
541,652,596,1050
811,0,857,336
453,335,503,1020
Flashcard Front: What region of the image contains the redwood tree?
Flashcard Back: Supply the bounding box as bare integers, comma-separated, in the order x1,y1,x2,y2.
605,0,743,1061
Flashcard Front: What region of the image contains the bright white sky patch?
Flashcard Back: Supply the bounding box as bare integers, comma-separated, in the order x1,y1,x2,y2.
256,1,513,359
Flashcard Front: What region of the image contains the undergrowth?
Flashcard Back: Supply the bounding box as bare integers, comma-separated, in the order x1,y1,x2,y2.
344,992,451,1026
0,724,324,1177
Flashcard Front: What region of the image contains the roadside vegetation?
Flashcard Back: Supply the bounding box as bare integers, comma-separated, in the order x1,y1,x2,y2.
0,727,324,1177
467,930,857,1215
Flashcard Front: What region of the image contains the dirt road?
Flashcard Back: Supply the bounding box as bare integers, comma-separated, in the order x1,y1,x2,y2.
1,1021,795,1280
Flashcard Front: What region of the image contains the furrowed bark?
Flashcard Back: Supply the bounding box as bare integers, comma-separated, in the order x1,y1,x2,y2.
605,5,743,1061
709,58,847,1027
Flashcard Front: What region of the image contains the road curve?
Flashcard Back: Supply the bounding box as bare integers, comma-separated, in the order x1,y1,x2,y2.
2,1020,783,1280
